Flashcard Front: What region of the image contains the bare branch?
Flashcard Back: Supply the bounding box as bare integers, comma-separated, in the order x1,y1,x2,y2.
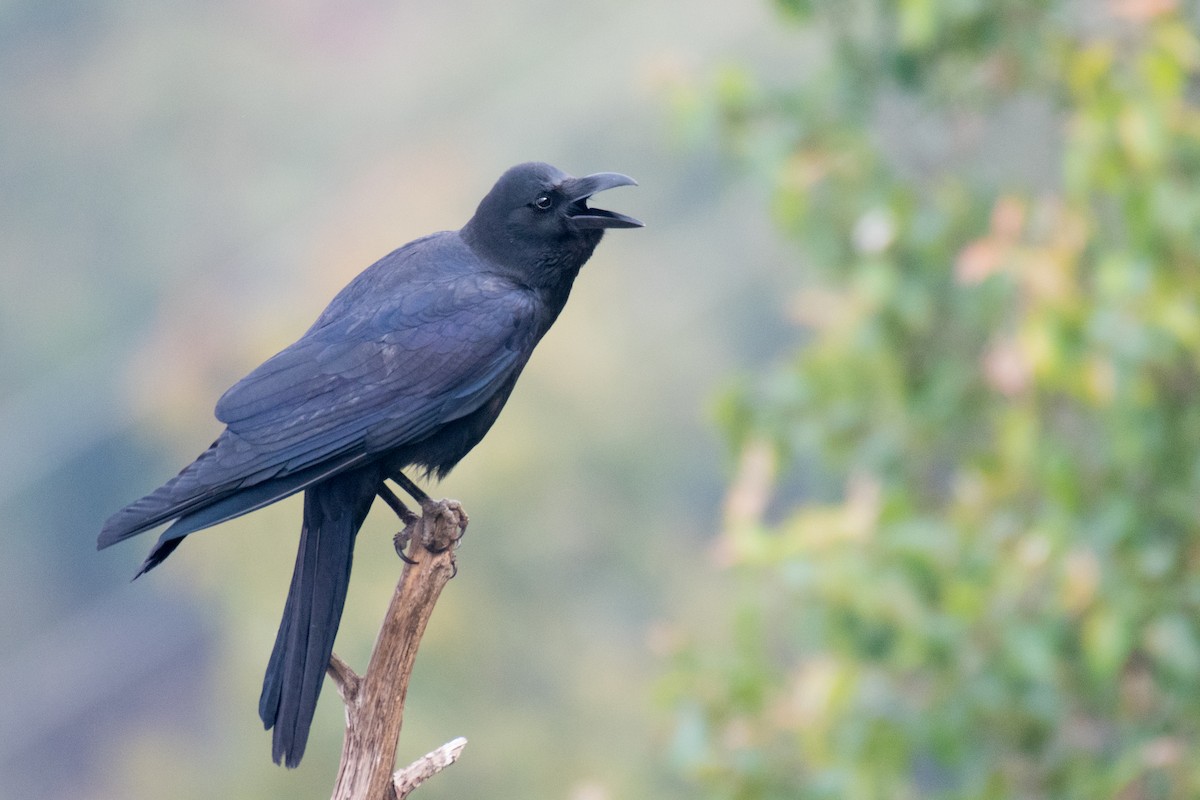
393,737,468,799
329,499,468,800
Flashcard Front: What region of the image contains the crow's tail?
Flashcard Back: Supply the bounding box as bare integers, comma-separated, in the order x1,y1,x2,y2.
258,466,379,768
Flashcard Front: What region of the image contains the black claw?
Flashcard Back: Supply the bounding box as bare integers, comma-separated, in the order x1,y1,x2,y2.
393,528,419,564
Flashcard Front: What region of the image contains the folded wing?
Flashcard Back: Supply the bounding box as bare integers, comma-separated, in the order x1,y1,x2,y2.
98,274,537,551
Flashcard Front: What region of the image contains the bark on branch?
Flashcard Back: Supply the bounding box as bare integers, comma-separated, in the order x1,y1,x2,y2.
329,498,468,800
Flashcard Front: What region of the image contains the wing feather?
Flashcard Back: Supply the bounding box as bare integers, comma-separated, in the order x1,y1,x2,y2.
211,274,537,483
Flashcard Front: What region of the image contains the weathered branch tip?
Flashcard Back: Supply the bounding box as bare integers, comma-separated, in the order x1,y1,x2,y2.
393,737,468,799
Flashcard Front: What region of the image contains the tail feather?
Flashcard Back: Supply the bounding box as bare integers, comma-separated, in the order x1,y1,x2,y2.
258,467,378,768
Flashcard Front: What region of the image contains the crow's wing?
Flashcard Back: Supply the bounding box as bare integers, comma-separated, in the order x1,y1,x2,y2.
215,273,539,477
98,273,538,550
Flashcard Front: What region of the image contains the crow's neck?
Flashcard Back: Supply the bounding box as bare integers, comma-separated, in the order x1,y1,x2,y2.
461,223,601,297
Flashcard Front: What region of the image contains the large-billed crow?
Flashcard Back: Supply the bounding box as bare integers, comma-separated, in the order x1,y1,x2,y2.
98,162,641,767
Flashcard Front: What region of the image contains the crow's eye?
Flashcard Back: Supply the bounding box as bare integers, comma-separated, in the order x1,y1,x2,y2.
532,194,553,210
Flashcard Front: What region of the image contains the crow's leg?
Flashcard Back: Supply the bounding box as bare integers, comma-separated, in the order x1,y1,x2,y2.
389,470,433,510
377,483,419,526
378,483,420,564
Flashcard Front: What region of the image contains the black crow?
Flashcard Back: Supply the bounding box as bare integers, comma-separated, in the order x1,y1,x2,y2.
98,162,641,767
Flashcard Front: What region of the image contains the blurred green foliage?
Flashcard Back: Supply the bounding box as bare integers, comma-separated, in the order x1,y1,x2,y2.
665,1,1200,797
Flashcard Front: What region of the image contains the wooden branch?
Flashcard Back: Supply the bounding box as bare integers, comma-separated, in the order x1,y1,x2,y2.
330,499,468,800
393,737,468,798
327,652,361,703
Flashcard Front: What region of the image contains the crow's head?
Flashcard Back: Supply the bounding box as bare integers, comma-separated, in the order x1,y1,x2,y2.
463,162,641,283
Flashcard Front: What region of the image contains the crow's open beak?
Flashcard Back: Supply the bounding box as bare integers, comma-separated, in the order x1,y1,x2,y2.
563,172,644,230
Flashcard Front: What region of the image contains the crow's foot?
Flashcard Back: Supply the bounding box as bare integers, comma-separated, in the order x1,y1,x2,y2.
421,499,468,553
392,498,467,571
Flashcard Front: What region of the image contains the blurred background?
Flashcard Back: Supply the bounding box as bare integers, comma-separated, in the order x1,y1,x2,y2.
4,1,1200,798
